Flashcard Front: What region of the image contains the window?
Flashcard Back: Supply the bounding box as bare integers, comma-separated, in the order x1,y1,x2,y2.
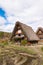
38,31,42,35
18,30,22,34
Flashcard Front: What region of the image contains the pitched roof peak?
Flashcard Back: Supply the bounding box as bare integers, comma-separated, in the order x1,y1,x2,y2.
10,21,39,41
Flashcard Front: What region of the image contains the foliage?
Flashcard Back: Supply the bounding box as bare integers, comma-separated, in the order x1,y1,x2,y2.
0,32,4,38
0,31,11,39
0,41,8,47
21,39,27,46
3,41,8,45
41,47,43,51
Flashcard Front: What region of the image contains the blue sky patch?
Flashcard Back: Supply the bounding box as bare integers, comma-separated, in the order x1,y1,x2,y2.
0,8,10,25
0,8,6,19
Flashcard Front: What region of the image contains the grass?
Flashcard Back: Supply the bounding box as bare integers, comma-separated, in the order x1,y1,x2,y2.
0,42,43,56
41,47,43,51
0,42,43,65
8,45,37,55
0,42,37,55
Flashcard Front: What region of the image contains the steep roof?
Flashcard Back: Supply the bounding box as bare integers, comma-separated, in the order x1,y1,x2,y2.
10,21,39,41
36,27,43,34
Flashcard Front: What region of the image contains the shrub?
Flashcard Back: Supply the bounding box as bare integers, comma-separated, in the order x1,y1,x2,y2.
21,39,27,46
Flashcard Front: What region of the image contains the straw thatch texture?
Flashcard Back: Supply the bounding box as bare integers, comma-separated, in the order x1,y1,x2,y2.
36,27,43,39
10,21,39,42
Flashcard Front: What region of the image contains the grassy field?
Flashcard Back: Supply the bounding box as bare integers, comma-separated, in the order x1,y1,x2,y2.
0,37,43,65
0,31,43,65
0,42,43,65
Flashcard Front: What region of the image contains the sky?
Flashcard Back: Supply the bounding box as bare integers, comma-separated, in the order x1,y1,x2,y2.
0,0,43,32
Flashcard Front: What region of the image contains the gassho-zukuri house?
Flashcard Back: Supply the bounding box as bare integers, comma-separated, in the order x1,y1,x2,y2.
10,21,39,44
36,27,43,43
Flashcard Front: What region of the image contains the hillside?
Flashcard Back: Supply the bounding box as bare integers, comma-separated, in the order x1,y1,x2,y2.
0,31,11,38
0,31,11,43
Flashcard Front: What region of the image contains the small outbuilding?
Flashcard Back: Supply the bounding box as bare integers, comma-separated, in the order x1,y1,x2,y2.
10,21,39,44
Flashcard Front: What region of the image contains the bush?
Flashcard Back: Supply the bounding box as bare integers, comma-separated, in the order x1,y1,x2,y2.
21,39,27,46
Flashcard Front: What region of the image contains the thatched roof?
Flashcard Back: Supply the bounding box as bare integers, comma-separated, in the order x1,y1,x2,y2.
36,27,43,39
36,27,43,34
10,21,39,41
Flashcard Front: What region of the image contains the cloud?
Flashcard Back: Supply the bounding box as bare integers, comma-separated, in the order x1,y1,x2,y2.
4,24,14,32
0,0,43,32
0,16,6,25
0,24,14,32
